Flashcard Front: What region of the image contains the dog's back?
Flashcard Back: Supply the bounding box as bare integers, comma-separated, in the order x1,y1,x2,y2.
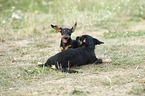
45,46,92,67
44,35,104,73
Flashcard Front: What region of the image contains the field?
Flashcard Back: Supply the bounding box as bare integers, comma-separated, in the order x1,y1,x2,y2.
0,0,145,95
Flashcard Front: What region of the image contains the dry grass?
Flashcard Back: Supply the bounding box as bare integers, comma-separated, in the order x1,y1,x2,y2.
0,0,145,95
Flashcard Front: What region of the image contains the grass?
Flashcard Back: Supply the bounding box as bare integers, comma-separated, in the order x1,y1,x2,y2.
104,30,145,38
130,85,145,95
0,0,145,95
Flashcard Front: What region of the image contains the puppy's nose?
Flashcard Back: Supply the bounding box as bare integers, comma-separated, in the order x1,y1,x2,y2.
64,36,68,39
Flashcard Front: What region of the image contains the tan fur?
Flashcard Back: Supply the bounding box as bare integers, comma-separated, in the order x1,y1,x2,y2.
65,45,71,50
60,47,64,51
53,26,61,32
102,59,111,63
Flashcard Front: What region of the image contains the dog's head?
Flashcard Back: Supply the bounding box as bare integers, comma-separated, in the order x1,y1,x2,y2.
51,22,77,44
77,35,104,48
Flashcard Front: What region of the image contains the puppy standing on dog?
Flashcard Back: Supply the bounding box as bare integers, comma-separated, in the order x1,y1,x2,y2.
39,35,111,73
51,22,79,51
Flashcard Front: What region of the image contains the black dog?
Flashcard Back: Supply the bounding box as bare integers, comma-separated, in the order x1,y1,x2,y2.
39,35,111,73
51,22,78,51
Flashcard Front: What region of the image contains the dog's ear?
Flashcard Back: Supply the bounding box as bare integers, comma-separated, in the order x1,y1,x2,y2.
51,24,62,32
93,38,104,45
71,22,77,32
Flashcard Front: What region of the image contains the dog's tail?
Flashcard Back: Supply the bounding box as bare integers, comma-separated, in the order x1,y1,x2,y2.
95,59,111,64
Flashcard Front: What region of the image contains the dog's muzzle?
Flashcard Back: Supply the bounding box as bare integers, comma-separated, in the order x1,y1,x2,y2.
63,38,68,43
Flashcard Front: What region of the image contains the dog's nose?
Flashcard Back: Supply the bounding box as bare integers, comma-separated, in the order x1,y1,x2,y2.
64,36,68,39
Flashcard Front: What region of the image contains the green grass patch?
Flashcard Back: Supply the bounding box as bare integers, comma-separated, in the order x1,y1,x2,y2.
71,88,90,95
128,17,142,22
129,85,145,95
104,30,145,38
72,88,84,94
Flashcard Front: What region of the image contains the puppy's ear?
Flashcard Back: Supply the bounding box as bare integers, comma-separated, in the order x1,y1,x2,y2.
93,38,104,45
76,36,81,41
51,24,62,32
71,22,77,32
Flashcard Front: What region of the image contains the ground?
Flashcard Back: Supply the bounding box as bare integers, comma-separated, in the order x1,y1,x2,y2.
0,0,145,96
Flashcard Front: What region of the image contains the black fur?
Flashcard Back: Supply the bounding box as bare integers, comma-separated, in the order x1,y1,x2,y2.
39,35,104,73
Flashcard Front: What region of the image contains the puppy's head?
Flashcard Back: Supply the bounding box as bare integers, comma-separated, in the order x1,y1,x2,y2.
78,35,104,47
51,22,77,44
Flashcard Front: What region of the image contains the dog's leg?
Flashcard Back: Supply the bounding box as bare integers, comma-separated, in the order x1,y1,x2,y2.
67,70,78,73
61,68,78,73
57,62,78,73
95,59,103,64
95,59,111,64
60,47,64,51
66,61,78,73
102,59,111,63
65,45,71,50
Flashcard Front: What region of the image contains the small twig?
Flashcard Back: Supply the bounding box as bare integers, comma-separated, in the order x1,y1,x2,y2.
60,63,62,70
135,65,139,70
68,61,70,70
57,62,60,69
42,64,45,74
